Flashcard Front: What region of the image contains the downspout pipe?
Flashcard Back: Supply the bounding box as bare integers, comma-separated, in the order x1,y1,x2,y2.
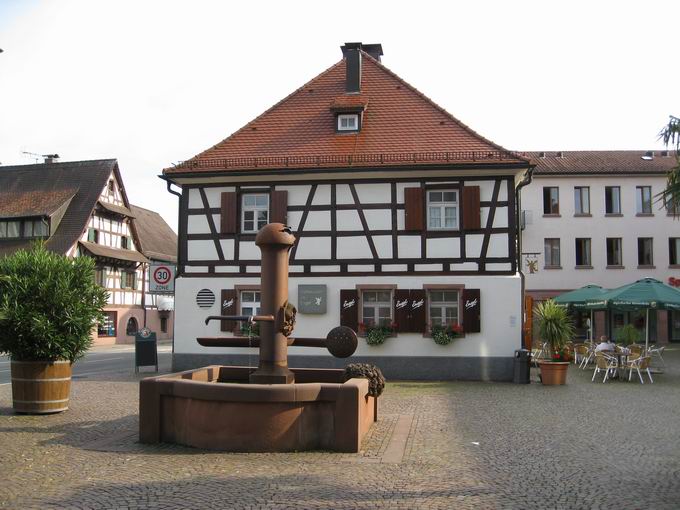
159,174,182,357
515,165,535,350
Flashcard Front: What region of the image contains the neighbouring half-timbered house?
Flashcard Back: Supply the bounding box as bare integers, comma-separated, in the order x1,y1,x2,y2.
163,42,533,380
0,158,176,344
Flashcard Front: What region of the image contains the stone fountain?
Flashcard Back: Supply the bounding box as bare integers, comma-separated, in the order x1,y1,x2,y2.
139,223,376,452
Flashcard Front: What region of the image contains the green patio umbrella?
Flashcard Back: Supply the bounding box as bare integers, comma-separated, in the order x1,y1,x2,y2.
554,285,608,341
584,278,680,351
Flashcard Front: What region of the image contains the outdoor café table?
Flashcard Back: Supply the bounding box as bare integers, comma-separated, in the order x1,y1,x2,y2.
599,350,629,380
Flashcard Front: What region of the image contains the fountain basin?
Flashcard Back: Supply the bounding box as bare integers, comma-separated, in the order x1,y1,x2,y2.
139,366,375,452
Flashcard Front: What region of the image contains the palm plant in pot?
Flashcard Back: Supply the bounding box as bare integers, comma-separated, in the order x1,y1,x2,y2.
534,299,575,385
0,244,108,413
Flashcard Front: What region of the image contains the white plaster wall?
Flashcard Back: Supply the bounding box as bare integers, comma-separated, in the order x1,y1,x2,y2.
295,237,331,259
187,240,217,260
312,184,331,205
355,183,391,203
337,236,372,259
522,174,679,291
204,187,236,208
427,237,461,258
173,274,522,358
364,210,392,230
336,209,361,230
187,215,211,234
277,185,312,206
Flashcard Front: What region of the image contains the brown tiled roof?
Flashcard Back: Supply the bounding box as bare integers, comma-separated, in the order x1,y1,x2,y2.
78,241,149,264
97,200,135,218
330,95,369,111
526,151,677,175
130,205,177,263
0,188,76,219
0,160,117,255
165,51,527,175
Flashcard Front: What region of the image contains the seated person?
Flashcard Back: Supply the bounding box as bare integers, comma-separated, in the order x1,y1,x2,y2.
595,336,616,352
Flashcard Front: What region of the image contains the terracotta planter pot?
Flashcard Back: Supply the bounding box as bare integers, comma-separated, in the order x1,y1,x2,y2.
10,360,72,414
538,361,569,385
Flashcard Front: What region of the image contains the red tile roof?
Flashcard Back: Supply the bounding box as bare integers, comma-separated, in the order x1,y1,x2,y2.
0,188,76,219
526,151,677,175
165,52,527,175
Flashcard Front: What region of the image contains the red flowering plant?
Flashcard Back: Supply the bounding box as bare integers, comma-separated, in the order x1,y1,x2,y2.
431,322,464,346
551,347,571,362
359,320,397,346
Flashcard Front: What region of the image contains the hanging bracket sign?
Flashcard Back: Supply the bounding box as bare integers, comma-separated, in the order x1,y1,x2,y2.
149,264,175,293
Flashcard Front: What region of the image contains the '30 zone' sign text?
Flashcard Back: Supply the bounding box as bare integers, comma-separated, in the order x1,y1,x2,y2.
149,264,175,293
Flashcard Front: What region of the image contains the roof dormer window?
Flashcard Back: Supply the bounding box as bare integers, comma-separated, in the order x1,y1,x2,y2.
337,113,359,132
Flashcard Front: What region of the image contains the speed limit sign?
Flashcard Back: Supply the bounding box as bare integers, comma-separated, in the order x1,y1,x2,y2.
149,264,175,293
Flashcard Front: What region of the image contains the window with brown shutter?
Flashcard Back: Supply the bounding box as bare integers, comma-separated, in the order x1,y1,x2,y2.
404,187,424,231
220,192,237,234
340,289,359,331
270,190,288,224
462,288,481,333
393,289,410,333
220,289,238,332
462,186,481,230
393,289,427,333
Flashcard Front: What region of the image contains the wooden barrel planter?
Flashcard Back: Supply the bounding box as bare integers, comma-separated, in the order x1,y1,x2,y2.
11,360,72,414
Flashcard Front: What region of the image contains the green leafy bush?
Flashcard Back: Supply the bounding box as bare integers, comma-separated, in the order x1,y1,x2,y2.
614,324,640,346
0,244,109,362
344,363,386,397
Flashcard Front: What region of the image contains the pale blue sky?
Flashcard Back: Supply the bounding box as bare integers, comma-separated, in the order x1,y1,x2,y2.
1,0,678,230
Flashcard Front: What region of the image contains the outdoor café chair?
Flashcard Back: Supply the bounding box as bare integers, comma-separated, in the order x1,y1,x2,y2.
592,352,618,383
574,343,588,366
646,345,666,368
580,344,596,369
625,356,654,384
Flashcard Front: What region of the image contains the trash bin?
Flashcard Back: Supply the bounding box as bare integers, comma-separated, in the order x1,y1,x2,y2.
135,327,158,373
513,349,531,384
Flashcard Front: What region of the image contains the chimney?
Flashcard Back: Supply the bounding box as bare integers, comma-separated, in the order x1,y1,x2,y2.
43,154,60,164
339,43,382,94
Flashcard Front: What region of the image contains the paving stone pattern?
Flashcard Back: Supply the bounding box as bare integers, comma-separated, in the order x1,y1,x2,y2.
1,351,679,509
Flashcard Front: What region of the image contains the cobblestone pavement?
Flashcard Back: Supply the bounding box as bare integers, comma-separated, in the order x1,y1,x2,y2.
1,350,679,509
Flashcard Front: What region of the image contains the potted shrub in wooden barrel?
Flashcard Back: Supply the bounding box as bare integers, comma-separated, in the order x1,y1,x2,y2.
0,244,108,414
534,299,575,385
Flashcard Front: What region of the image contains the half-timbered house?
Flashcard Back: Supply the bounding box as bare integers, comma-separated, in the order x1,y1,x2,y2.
163,42,533,380
0,158,176,344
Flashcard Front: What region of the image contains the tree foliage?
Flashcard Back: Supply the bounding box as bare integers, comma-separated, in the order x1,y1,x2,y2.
659,115,680,211
0,243,109,362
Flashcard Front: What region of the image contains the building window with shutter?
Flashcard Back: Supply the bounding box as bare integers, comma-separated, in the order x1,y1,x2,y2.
427,190,458,230
361,290,393,327
428,290,459,328
575,238,592,267
242,193,269,233
94,268,106,287
121,271,136,289
88,228,99,243
638,238,654,267
543,187,559,215
574,187,590,215
240,290,261,316
121,236,131,249
606,238,623,267
544,238,561,267
636,186,652,215
605,186,621,215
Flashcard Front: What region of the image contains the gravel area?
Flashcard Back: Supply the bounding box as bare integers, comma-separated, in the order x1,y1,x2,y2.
1,349,679,509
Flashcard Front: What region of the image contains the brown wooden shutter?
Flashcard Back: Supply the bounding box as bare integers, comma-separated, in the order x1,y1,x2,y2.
462,186,481,230
404,187,424,231
462,288,481,333
393,289,411,333
221,289,238,332
340,289,359,331
220,192,238,234
409,289,427,333
270,190,288,224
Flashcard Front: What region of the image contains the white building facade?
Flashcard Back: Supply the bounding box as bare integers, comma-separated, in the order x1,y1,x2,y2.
164,43,532,380
521,151,680,344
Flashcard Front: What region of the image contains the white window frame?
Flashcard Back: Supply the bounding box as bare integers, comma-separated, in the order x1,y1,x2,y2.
241,193,269,233
636,186,652,214
544,238,561,267
606,237,623,266
361,289,393,328
337,114,359,131
240,290,262,317
428,289,460,328
574,186,590,215
427,189,459,230
605,186,621,214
